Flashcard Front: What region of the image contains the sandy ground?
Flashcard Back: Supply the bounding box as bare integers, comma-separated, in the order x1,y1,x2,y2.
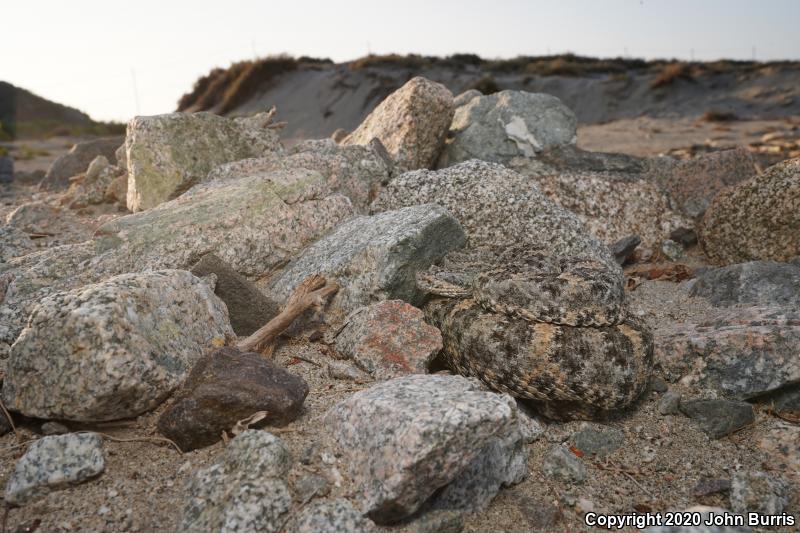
578,116,800,159
1,276,795,532
1,124,797,532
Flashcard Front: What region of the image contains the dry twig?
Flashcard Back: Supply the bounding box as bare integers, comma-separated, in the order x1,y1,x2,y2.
237,274,338,354
78,431,183,454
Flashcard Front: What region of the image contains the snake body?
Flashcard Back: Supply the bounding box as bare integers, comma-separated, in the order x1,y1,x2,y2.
419,246,653,419
374,160,654,419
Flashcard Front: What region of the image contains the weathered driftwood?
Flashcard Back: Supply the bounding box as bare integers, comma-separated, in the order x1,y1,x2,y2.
237,274,338,355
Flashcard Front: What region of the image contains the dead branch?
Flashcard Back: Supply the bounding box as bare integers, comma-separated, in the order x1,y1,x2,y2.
0,397,20,443
237,274,338,355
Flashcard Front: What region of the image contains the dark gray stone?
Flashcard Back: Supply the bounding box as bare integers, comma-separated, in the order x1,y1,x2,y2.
411,510,464,533
0,156,13,183
658,391,682,416
570,425,624,457
293,475,330,504
541,445,586,483
730,471,790,515
669,227,698,247
191,253,279,336
694,478,731,498
680,399,755,439
40,421,70,436
158,347,308,451
609,235,641,265
690,261,800,308
661,239,684,261
650,376,669,393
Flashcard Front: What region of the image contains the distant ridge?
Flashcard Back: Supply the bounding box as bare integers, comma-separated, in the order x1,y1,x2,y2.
176,53,800,142
0,81,123,139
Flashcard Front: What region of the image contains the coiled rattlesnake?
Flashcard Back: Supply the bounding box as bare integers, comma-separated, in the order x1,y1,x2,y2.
418,245,653,419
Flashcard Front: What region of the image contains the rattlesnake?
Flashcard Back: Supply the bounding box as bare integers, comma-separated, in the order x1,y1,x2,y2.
418,245,653,420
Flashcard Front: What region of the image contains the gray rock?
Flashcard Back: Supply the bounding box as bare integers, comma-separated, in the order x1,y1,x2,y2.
3,270,234,422
730,471,790,514
191,253,279,336
541,445,586,483
662,147,758,219
114,144,126,171
334,300,442,380
373,160,617,269
411,510,464,533
690,261,800,308
453,89,481,108
61,163,127,209
658,391,682,416
765,385,800,414
269,205,466,322
180,430,292,532
5,201,92,245
5,433,105,505
1,168,353,348
85,155,110,182
513,163,693,248
670,227,698,247
517,497,563,530
700,158,800,265
324,374,526,524
343,77,454,171
207,138,391,211
293,475,330,503
431,414,540,512
610,235,641,265
680,399,755,439
0,225,34,263
41,136,123,191
96,168,354,277
126,111,283,212
40,421,70,436
570,425,624,457
437,91,577,167
655,306,800,400
694,478,732,499
285,498,378,533
0,156,13,183
158,346,309,451
661,239,684,261
650,376,669,393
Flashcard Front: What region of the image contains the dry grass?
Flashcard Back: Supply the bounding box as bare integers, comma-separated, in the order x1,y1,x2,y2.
178,55,313,113
650,62,695,89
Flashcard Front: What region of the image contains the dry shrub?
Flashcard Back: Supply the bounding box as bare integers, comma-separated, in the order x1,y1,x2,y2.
650,62,694,89
218,56,298,114
349,54,434,71
177,56,299,113
700,109,739,122
468,76,500,94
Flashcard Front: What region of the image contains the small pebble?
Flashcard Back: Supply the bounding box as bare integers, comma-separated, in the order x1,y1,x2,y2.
40,421,70,436
658,391,682,415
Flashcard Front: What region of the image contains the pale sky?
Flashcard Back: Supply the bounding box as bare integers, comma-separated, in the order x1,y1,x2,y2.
4,0,799,122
